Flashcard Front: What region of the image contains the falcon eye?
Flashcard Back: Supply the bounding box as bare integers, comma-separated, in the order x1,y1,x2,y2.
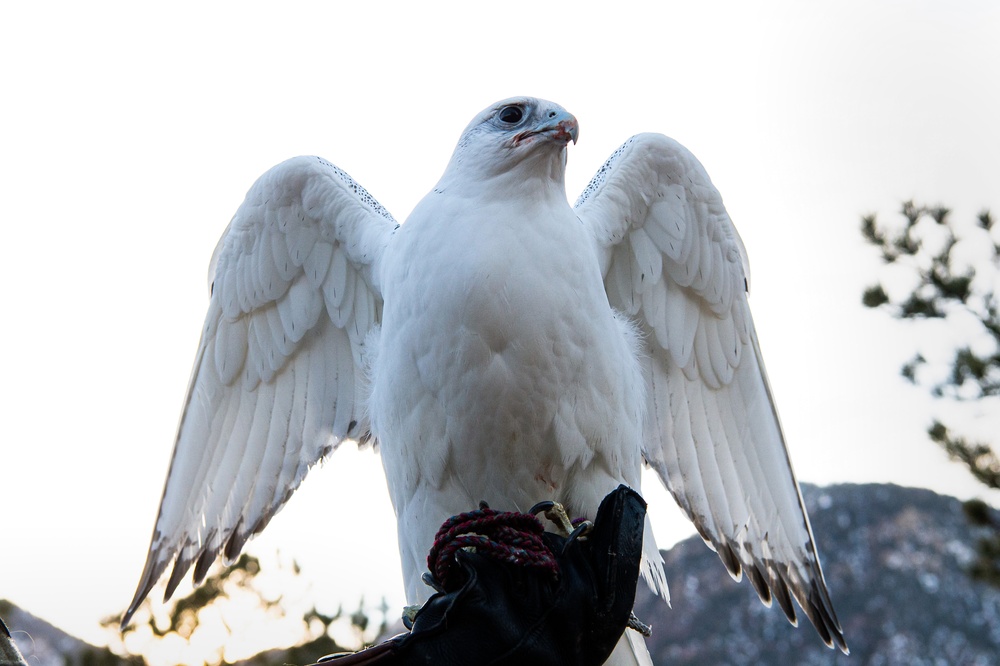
498,105,524,124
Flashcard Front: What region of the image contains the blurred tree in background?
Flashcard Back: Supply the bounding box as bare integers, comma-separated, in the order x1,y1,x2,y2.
102,553,387,665
862,201,1000,585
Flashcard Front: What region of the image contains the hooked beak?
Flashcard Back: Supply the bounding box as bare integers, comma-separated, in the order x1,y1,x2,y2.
514,110,579,146
546,110,579,145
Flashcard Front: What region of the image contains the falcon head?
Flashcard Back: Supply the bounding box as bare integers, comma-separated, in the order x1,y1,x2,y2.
441,97,579,190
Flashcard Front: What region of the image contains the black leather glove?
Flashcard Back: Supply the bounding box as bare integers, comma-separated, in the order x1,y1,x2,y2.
312,485,647,666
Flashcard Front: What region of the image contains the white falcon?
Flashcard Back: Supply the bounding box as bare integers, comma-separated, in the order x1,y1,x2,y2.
123,97,847,661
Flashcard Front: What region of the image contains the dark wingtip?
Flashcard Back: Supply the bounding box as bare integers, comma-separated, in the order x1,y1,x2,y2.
772,576,797,625
803,580,848,654
744,555,847,651
804,597,833,648
121,573,158,631
717,540,743,581
193,547,216,585
806,583,851,654
119,601,141,632
163,552,193,602
746,562,771,606
224,528,250,563
120,542,171,631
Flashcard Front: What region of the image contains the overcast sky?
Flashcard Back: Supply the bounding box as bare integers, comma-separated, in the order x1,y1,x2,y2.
2,0,999,657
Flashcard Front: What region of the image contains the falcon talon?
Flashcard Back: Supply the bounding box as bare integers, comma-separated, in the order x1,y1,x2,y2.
421,571,445,593
528,500,555,515
564,520,594,551
544,502,576,537
401,604,423,630
316,652,353,662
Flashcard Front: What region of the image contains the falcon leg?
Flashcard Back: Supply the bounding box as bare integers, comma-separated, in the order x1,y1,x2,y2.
529,500,576,537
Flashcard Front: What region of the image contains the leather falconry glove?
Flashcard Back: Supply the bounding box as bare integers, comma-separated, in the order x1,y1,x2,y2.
311,484,648,666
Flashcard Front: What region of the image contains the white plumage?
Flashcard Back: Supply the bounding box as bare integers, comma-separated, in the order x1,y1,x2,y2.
124,97,847,659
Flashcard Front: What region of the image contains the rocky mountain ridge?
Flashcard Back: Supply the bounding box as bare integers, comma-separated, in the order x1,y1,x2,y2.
634,483,1000,664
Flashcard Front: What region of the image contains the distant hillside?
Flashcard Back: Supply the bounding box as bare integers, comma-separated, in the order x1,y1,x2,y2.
0,599,136,666
634,483,1000,665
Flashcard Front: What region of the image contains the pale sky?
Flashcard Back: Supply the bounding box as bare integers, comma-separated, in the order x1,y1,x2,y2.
2,0,999,658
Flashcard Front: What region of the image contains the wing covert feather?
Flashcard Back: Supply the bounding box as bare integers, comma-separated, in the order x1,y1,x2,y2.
576,134,847,652
123,157,397,627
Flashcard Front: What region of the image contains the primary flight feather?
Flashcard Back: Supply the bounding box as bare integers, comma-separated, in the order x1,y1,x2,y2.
124,97,847,659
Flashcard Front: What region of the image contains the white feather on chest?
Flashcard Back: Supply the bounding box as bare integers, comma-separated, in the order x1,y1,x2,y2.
372,187,645,523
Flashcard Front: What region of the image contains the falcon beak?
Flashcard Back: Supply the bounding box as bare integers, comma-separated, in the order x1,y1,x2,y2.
541,110,579,145
514,110,579,146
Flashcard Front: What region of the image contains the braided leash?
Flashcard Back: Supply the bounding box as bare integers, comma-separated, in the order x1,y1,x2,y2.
426,503,560,591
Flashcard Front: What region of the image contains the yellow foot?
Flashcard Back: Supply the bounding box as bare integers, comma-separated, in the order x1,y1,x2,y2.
544,502,575,537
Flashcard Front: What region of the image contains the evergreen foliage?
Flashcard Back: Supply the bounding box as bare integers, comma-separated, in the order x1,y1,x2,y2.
862,201,1000,586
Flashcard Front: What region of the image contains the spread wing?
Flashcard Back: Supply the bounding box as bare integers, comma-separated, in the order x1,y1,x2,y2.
575,134,847,653
123,156,397,627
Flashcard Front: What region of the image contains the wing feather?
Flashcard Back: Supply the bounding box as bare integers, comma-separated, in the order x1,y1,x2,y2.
351,269,373,344
284,210,318,265
663,278,697,371
692,324,719,390
123,156,397,627
269,228,296,282
304,240,334,288
329,263,357,328
643,277,668,350
576,133,847,653
685,376,737,560
323,244,350,310
629,228,662,292
608,246,637,316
